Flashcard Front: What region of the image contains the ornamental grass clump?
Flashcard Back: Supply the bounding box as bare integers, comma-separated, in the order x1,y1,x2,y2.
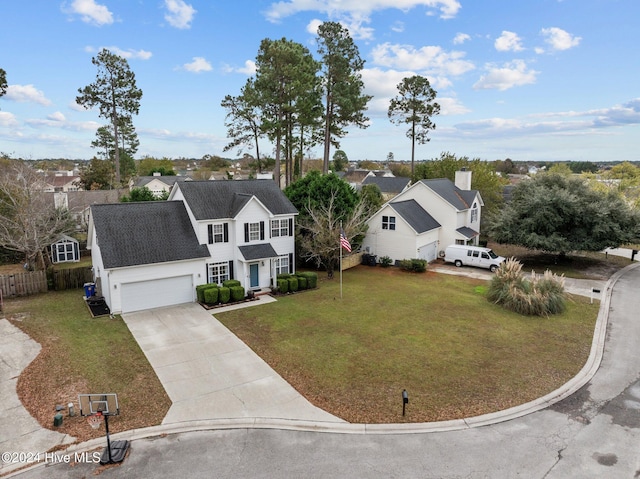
487,258,566,316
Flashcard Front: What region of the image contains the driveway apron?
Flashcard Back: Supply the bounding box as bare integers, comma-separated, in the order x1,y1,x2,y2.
122,302,344,425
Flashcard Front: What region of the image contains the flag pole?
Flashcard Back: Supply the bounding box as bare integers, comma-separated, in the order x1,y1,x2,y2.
340,222,343,299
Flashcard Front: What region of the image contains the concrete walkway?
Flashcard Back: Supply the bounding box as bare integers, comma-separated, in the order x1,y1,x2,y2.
122,298,344,425
0,320,73,475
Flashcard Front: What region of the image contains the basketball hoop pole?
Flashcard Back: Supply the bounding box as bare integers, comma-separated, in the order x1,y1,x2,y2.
104,414,113,464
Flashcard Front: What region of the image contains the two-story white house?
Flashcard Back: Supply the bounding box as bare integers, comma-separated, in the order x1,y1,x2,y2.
362,170,483,264
87,180,298,314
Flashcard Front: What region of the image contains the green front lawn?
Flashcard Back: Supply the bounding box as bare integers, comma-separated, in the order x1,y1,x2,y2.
217,265,599,423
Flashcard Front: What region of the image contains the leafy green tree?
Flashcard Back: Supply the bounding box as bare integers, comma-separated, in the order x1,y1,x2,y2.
387,152,394,162
0,68,7,104
332,149,348,172
90,117,138,183
254,38,321,187
138,157,176,176
121,186,168,202
388,75,440,178
360,183,383,212
77,158,114,190
487,173,640,255
221,79,265,171
316,22,371,174
414,152,507,217
76,49,143,185
285,171,372,277
547,163,573,176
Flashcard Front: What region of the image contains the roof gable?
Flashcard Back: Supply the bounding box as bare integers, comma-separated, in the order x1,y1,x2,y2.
175,180,298,220
91,201,209,269
362,176,411,194
389,199,441,234
418,179,479,210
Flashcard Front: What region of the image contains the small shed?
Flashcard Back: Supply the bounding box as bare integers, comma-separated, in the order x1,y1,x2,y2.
51,235,80,264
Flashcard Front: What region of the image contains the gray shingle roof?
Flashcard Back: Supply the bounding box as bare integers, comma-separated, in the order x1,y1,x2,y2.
176,180,298,220
389,199,441,234
91,202,210,269
456,226,479,239
419,179,478,210
362,176,411,194
238,243,279,261
136,176,188,188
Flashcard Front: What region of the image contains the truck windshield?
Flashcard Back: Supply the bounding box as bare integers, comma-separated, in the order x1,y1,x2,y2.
487,250,498,259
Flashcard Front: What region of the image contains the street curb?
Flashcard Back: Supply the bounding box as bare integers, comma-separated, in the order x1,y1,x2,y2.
5,262,638,477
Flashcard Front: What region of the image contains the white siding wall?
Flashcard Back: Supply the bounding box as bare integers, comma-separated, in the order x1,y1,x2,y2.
363,206,422,263
89,226,111,308
107,259,206,314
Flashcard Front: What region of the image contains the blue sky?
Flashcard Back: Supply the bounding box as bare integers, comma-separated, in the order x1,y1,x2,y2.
1,0,639,164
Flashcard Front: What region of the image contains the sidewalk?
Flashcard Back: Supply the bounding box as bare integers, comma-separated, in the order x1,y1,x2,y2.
0,320,74,475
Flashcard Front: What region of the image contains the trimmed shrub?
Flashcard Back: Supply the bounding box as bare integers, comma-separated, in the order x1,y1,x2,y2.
196,284,211,303
277,278,289,294
379,256,393,268
218,286,231,304
296,275,308,290
277,273,292,280
203,286,219,305
230,286,245,302
287,276,299,292
297,271,318,289
399,258,427,273
487,258,566,316
222,279,241,288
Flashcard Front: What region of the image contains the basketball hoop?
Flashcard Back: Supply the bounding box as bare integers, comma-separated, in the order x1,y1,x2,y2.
87,412,104,430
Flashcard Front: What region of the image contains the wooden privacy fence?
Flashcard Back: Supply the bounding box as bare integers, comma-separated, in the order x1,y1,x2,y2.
51,267,94,291
0,267,94,297
340,252,364,271
0,271,48,297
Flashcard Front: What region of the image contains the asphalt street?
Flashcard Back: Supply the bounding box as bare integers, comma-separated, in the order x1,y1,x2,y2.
6,263,640,479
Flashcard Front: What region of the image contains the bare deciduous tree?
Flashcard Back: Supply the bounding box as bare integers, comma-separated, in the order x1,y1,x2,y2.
0,161,75,270
297,189,371,278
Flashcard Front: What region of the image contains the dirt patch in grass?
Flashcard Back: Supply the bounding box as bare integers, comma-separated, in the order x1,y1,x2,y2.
4,291,170,444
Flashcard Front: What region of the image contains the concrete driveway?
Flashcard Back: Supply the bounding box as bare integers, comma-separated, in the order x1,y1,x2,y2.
122,300,344,425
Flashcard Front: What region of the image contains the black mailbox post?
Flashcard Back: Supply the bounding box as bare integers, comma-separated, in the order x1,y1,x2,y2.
402,389,409,416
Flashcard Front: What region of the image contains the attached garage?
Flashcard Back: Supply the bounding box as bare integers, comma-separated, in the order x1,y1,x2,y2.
120,275,194,313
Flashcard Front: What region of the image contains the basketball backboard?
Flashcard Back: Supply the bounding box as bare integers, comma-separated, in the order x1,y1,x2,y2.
78,393,119,417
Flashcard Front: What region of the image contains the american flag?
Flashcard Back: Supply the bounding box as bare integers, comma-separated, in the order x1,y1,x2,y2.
340,229,352,252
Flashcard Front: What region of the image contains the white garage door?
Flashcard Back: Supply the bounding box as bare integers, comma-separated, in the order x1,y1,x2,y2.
418,241,438,262
120,275,193,313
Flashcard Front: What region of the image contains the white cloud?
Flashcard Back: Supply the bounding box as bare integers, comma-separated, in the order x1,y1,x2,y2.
181,57,213,73
494,31,524,52
47,111,66,122
306,19,323,35
0,111,19,127
164,0,196,29
104,47,153,60
453,33,470,45
65,0,113,26
265,0,461,22
391,21,405,33
540,27,581,51
473,60,538,91
222,60,256,75
371,42,475,77
5,85,52,106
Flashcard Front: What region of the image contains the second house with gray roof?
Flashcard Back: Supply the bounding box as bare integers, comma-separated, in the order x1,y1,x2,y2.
361,169,483,264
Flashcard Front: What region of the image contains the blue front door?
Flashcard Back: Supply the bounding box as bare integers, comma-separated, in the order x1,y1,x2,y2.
250,263,259,289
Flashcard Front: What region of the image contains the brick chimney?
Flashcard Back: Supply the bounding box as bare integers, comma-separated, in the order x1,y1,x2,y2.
455,168,472,191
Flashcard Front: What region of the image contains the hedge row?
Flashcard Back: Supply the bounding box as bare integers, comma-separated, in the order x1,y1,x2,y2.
196,283,246,305
275,271,318,294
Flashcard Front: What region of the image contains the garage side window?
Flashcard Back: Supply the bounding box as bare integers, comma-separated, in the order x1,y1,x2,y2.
382,215,396,230
207,262,229,285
